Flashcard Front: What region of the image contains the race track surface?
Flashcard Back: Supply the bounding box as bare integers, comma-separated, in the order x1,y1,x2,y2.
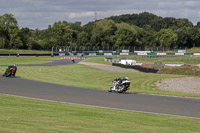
0,59,200,118
0,58,85,67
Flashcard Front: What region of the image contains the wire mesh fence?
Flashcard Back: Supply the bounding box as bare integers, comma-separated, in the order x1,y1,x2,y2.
52,46,188,53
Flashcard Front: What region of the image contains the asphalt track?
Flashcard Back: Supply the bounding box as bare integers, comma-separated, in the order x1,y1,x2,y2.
0,59,200,118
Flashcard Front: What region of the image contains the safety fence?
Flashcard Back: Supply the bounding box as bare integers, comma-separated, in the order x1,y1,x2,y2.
1,52,200,57
65,52,200,56
61,57,86,60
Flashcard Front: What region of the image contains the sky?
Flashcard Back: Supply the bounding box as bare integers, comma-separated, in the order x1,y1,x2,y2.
0,0,200,29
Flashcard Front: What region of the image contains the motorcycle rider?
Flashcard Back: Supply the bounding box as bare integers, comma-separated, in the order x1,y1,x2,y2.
108,77,128,92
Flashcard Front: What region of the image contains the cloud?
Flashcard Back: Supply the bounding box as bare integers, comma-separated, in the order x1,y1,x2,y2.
0,0,200,29
68,12,95,19
158,1,200,9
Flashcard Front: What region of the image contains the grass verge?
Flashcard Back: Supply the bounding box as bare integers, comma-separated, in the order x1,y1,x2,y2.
0,49,51,54
158,68,200,76
83,57,112,65
113,56,200,65
187,47,200,53
0,94,200,133
0,56,60,65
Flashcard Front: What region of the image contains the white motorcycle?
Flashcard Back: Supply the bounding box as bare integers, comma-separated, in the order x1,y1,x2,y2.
108,77,131,93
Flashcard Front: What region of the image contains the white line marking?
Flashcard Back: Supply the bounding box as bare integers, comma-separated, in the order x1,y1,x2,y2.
138,92,200,100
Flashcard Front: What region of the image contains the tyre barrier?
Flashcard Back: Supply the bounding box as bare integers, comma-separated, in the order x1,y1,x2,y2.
112,63,159,73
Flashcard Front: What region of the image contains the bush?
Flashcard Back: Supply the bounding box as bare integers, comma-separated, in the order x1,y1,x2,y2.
29,40,42,50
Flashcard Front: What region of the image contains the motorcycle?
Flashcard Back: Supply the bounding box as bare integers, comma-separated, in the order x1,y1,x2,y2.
108,77,131,93
71,59,75,63
3,65,17,77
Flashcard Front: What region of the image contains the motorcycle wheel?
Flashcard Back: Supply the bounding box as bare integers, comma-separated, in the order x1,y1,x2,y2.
116,85,126,93
108,86,113,92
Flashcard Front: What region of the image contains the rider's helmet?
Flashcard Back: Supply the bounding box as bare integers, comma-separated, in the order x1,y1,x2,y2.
125,77,128,79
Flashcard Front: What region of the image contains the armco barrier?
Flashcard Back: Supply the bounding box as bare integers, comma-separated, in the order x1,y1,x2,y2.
112,53,120,55
3,52,200,56
104,53,112,56
120,53,129,55
112,63,159,73
184,53,193,55
60,52,200,56
84,53,89,55
166,53,175,55
175,53,184,55
147,53,157,55
129,53,137,55
96,53,104,55
157,53,166,55
193,53,200,56
89,53,97,56
51,52,200,56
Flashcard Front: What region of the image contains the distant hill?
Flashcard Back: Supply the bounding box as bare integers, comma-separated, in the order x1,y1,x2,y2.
107,12,194,31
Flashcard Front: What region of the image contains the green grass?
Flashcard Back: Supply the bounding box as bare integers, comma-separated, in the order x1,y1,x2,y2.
0,56,60,65
0,56,200,132
0,56,199,97
1,63,199,97
187,47,200,53
113,56,200,65
0,49,51,54
0,94,200,133
83,57,112,65
158,68,200,76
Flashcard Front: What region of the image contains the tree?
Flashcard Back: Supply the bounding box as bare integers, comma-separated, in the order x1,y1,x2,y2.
0,13,20,49
77,31,90,46
196,22,200,28
156,29,178,48
18,27,32,49
114,23,137,47
140,25,158,48
9,27,23,49
38,26,54,50
0,23,4,48
91,19,117,47
108,12,193,31
189,27,200,47
29,39,42,50
51,22,74,46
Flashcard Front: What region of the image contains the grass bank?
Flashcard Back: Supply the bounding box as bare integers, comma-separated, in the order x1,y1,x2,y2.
158,68,200,76
0,56,60,65
187,47,200,53
84,57,112,65
85,57,200,77
0,94,199,133
85,57,200,70
112,56,200,65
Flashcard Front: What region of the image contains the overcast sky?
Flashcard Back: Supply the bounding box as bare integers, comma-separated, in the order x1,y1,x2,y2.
1,0,200,29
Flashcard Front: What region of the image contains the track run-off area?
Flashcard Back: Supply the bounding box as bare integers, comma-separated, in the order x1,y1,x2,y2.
0,58,200,119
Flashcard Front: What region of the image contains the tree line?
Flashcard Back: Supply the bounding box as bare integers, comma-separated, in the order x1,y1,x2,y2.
0,12,200,51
